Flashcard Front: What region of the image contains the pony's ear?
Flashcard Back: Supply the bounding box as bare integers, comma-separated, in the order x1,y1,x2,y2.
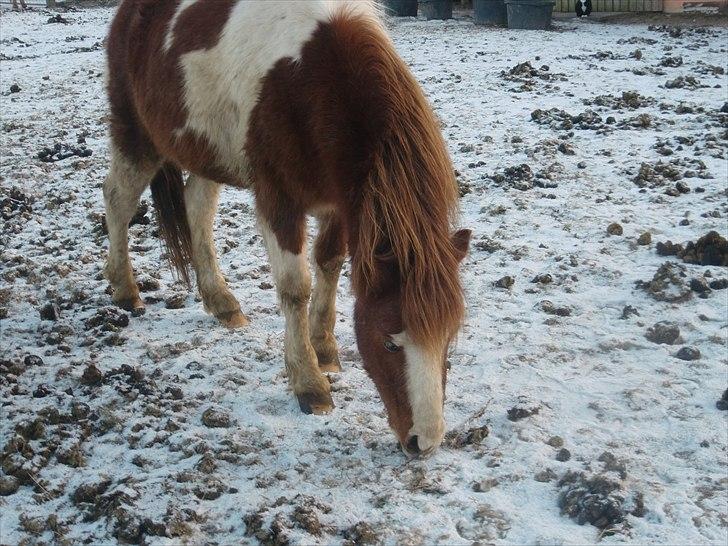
451,229,472,262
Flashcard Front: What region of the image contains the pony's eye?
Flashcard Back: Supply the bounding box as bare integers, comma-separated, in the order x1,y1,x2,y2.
384,339,401,353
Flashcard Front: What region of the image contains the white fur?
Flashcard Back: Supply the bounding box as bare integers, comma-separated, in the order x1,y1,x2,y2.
103,147,159,303
176,0,378,185
392,331,446,454
258,218,325,393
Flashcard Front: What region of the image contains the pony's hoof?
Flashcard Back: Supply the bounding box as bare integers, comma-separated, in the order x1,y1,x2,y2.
318,354,342,373
115,296,145,315
297,391,335,415
216,310,250,329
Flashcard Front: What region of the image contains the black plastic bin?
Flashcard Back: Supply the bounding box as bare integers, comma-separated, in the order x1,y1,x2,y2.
383,0,418,16
473,0,507,26
421,0,453,20
505,0,555,30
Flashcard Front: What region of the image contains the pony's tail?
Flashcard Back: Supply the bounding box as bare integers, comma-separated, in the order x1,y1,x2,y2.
150,163,192,286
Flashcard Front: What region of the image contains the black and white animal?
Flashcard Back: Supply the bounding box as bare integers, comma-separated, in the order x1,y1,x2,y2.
576,0,592,17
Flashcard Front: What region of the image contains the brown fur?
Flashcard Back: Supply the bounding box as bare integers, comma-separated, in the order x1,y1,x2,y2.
149,163,193,286
248,13,465,349
106,1,470,442
107,0,239,185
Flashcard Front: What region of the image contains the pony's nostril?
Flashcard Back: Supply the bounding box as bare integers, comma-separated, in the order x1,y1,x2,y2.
406,435,420,454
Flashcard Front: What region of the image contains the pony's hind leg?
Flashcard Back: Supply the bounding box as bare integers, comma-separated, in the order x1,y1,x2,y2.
184,174,248,328
103,149,158,314
257,208,334,415
310,213,346,373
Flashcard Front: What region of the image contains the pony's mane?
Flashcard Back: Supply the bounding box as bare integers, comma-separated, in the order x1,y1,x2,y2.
332,11,464,349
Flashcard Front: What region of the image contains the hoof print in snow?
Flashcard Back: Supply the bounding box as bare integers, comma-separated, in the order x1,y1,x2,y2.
675,346,701,361
689,278,711,294
342,521,380,545
472,477,499,492
201,407,232,428
620,305,639,319
507,405,540,422
165,293,187,310
0,475,20,496
547,435,564,448
85,307,130,331
556,448,572,462
709,278,728,290
456,504,511,542
531,273,553,284
535,468,558,482
446,424,490,448
607,222,623,236
37,142,92,162
540,300,571,317
494,276,514,289
46,14,71,24
136,275,160,293
637,232,652,245
598,451,628,480
80,364,104,386
39,302,60,321
637,263,691,303
716,389,728,411
489,163,534,191
558,471,643,533
645,321,681,345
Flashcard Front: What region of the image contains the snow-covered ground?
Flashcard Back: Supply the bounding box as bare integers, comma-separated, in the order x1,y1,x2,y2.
1,6,727,545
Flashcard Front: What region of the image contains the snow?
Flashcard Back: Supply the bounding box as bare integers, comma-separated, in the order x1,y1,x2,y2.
1,6,727,545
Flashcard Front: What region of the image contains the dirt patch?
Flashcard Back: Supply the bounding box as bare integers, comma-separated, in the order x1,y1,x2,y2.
583,91,656,110
655,232,728,267
594,13,728,29
637,262,692,303
501,61,566,92
558,471,644,533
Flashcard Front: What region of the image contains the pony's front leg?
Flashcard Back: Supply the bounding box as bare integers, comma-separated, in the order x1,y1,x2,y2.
258,212,334,415
184,175,248,328
309,213,346,373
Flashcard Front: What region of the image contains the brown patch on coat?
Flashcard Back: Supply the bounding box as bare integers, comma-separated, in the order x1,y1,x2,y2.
248,11,466,348
106,0,239,185
246,10,470,437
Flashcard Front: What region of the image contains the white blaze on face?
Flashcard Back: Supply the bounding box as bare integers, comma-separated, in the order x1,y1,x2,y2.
391,331,446,454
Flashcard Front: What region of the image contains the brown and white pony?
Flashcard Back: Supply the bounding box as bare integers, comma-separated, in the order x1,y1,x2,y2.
104,0,470,457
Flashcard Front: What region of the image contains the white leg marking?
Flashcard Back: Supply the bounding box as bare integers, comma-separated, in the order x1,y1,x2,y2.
184,175,243,324
392,331,446,453
258,219,328,395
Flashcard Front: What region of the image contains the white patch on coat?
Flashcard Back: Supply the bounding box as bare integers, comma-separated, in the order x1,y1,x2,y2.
258,217,327,393
164,0,199,52
391,331,446,454
176,0,379,184
257,220,310,296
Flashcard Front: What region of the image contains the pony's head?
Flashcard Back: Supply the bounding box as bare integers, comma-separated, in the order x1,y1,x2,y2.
354,229,471,457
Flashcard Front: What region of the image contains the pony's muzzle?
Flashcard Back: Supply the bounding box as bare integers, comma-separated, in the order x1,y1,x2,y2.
401,435,437,458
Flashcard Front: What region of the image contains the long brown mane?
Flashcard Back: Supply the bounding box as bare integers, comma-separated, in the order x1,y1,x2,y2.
336,14,464,350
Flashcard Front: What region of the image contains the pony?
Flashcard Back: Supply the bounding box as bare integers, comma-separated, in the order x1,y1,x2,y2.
104,0,470,457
